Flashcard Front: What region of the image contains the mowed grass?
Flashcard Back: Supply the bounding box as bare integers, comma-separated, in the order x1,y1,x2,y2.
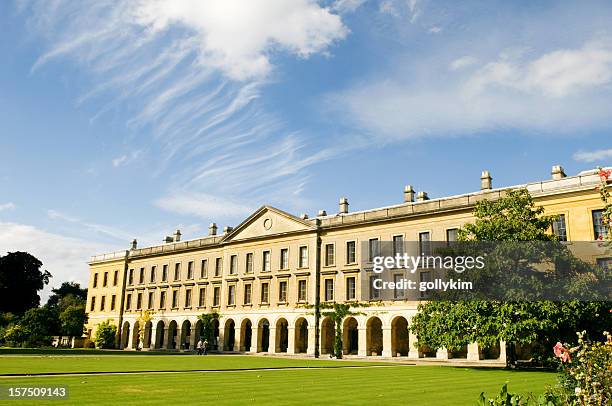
0,354,385,375
0,354,557,405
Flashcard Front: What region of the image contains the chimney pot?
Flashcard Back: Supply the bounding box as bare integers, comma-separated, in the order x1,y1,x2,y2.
318,209,327,217
223,226,233,234
339,197,349,214
131,239,137,250
551,165,566,180
173,229,181,242
300,213,309,219
416,191,429,202
208,223,218,236
480,170,493,190
404,185,415,202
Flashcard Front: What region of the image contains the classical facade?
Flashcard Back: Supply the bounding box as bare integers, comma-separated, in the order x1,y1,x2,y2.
85,165,609,361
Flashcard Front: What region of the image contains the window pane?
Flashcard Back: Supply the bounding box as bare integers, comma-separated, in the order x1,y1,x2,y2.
592,210,609,240
346,241,356,264
552,215,567,241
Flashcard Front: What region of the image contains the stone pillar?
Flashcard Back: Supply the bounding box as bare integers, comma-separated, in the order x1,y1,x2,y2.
357,326,367,356
218,328,225,352
251,327,259,353
307,325,316,355
268,327,276,353
467,342,480,361
436,347,449,360
150,326,157,350
189,325,198,350
233,327,241,352
127,326,135,350
164,327,171,349
382,327,392,357
499,340,507,363
287,326,296,355
175,328,182,350
408,330,421,359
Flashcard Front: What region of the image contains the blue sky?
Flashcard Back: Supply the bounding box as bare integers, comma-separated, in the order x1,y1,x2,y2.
1,0,612,296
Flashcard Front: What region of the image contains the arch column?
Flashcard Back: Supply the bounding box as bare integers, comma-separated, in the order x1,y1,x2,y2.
164,327,172,350
287,326,295,355
436,347,449,360
408,330,421,359
150,325,158,350
268,327,276,353
127,325,135,350
499,340,507,362
382,327,392,357
467,342,480,361
233,327,241,352
357,326,367,356
251,326,259,353
189,324,198,350
307,325,316,355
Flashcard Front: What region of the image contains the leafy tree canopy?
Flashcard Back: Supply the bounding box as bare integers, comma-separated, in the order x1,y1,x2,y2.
47,282,87,308
0,252,51,315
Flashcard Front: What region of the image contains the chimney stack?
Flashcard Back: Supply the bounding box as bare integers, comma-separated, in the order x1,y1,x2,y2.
318,209,327,217
404,185,415,203
223,226,233,234
416,191,429,202
339,197,349,214
173,229,181,242
480,170,492,190
131,239,138,250
209,223,218,236
551,165,566,180
300,213,309,220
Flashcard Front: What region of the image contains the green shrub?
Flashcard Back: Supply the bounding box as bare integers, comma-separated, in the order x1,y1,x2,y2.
94,320,117,349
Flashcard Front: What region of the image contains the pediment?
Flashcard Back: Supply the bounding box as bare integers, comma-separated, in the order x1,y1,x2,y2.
222,206,316,242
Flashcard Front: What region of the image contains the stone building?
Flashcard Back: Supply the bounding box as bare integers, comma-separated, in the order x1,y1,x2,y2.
84,165,609,362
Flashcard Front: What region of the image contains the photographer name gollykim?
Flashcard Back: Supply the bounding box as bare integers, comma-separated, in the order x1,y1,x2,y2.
372,278,473,292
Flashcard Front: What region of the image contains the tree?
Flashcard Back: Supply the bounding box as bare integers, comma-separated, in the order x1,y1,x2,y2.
59,305,87,337
17,306,60,346
198,311,220,345
411,189,611,366
94,320,117,349
46,282,87,308
0,252,51,315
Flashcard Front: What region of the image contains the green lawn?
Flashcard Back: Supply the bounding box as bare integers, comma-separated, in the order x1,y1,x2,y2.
0,354,556,405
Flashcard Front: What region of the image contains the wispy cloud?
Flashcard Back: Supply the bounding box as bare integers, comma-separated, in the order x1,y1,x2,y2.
0,202,16,211
111,149,142,168
573,148,612,163
47,209,133,242
155,193,253,220
329,38,612,140
21,0,349,221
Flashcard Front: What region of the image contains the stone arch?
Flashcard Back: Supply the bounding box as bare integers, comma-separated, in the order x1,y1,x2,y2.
224,319,236,351
391,316,409,357
180,320,192,350
240,319,253,352
121,321,130,349
131,320,140,350
320,317,335,355
275,318,289,353
257,318,270,352
154,320,165,349
167,320,178,350
294,317,308,354
143,321,153,349
342,317,358,355
366,316,383,356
